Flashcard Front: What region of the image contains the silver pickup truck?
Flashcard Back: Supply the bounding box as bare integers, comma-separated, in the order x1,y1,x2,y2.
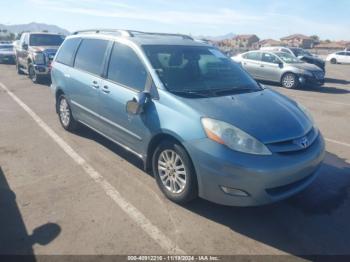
15,32,65,83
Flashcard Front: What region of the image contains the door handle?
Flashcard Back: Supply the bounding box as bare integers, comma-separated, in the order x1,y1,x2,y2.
102,85,110,94
260,64,264,67
91,81,99,89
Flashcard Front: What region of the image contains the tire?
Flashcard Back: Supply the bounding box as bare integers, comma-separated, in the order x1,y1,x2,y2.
330,58,337,64
281,73,299,89
16,61,24,75
57,95,79,131
28,63,38,83
152,140,198,204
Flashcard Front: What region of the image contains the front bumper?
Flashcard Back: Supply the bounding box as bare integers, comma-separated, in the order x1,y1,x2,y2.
33,64,51,77
0,55,16,64
299,74,325,86
184,134,325,206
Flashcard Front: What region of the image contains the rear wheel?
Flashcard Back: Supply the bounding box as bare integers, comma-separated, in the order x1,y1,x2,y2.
58,95,79,131
330,58,337,64
281,73,299,89
152,140,198,204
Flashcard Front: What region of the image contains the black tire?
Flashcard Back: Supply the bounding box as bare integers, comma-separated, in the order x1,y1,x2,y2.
152,140,198,204
330,58,337,64
57,95,79,131
16,61,24,75
281,73,299,89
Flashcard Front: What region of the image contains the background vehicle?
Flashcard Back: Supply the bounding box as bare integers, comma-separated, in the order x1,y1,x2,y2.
233,50,325,89
0,44,16,64
261,46,325,72
15,32,65,83
326,51,350,64
51,29,325,206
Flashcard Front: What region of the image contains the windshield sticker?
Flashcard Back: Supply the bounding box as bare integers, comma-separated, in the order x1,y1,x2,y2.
209,49,227,58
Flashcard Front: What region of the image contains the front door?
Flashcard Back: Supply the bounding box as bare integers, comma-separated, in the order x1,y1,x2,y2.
98,42,153,156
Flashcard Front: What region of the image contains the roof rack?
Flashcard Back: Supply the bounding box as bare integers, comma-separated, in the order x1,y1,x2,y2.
72,29,193,40
128,30,194,40
73,29,131,37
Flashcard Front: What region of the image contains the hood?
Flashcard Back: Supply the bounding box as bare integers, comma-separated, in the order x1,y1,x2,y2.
292,62,322,72
177,89,312,144
29,46,59,54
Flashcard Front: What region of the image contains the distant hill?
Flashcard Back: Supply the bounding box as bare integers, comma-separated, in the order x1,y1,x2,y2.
195,32,236,41
0,22,70,35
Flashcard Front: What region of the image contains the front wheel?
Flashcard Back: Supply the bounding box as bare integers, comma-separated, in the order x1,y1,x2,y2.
281,73,299,89
16,61,24,75
152,140,198,204
58,95,79,131
330,58,337,64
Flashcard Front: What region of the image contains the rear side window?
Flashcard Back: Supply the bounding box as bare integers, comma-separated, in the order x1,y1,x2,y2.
107,43,147,91
243,52,261,61
74,39,109,75
56,38,81,66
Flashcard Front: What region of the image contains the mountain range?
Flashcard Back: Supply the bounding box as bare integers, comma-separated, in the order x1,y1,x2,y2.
0,22,236,41
0,22,70,35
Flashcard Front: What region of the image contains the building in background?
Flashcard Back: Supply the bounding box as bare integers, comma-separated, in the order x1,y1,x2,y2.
280,34,314,49
228,34,260,48
253,39,285,49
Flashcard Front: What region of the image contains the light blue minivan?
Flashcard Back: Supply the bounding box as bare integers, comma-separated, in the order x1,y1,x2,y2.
51,29,325,206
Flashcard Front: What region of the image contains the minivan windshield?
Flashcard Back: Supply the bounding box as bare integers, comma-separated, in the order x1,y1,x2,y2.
275,52,303,64
143,45,261,97
29,34,65,46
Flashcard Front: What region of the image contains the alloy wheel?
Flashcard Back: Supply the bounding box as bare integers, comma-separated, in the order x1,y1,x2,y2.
59,98,71,127
157,149,187,194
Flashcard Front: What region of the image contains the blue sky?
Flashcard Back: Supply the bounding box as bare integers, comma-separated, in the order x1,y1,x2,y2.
1,0,349,40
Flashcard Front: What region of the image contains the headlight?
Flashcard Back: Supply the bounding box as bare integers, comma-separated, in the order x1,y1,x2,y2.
201,118,271,155
301,70,313,77
33,52,45,64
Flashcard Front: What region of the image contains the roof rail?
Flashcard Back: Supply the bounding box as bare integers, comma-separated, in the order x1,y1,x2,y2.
128,31,194,40
72,29,131,37
72,29,193,40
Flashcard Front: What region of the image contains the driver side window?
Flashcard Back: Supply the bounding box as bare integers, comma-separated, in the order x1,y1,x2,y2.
262,53,280,64
107,43,148,92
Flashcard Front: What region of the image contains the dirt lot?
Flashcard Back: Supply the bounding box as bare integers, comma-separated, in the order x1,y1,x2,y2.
0,63,349,257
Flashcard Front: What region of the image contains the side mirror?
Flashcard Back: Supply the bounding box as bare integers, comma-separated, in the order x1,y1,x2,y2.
22,43,28,50
126,92,150,115
278,61,284,68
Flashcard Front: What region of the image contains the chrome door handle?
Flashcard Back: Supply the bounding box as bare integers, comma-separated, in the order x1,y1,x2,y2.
91,81,99,89
102,85,110,94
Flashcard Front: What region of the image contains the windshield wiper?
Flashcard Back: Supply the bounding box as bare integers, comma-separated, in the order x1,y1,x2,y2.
169,89,213,98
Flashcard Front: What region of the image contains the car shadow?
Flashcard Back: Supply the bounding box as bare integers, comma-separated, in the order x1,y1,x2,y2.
72,125,145,171
324,78,350,85
0,167,61,259
181,152,350,255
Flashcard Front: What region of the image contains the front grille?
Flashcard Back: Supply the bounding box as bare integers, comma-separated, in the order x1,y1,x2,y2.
266,127,318,154
313,71,325,80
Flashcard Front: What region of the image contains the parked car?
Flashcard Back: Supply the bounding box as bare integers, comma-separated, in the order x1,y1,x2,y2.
15,32,65,83
326,51,350,64
51,29,325,206
260,46,325,72
233,51,325,89
0,43,16,64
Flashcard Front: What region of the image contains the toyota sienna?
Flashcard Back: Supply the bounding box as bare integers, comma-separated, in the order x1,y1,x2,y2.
51,29,325,206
